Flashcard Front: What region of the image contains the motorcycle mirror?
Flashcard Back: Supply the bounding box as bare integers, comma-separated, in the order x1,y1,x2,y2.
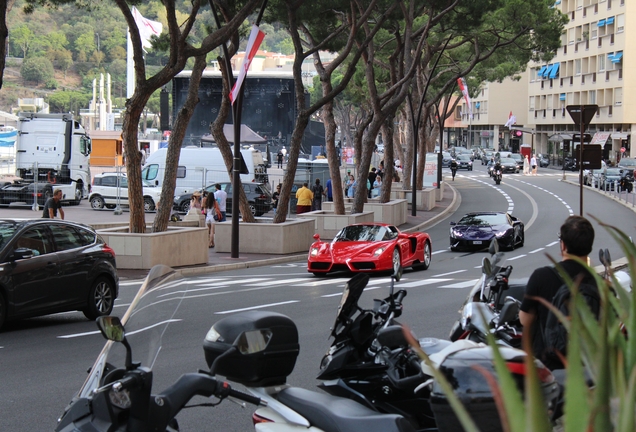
488,238,499,255
96,316,125,342
376,325,408,349
482,257,492,275
234,329,273,355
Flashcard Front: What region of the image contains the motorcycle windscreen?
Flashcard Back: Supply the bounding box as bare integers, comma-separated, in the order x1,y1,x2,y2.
331,273,369,337
78,265,188,398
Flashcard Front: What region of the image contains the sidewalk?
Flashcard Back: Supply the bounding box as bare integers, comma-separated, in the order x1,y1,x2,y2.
118,183,459,280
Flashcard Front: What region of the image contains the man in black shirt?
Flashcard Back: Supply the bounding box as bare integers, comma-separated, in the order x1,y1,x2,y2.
368,168,377,198
42,188,65,219
519,215,596,369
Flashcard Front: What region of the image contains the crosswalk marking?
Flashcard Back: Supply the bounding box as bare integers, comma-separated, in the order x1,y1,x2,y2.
439,279,480,289
245,278,308,287
398,278,453,288
296,277,351,287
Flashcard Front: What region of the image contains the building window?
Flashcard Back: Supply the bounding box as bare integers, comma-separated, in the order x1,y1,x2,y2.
589,90,596,104
599,53,606,72
616,14,624,32
591,21,598,39
575,59,582,75
615,87,622,105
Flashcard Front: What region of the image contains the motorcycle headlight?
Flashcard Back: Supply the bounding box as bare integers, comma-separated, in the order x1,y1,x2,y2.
374,246,386,256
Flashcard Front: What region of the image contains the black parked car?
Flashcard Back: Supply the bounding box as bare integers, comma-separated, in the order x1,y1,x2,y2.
0,219,119,330
174,182,273,216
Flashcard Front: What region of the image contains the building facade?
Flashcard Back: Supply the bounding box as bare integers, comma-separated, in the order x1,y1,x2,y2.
458,0,633,162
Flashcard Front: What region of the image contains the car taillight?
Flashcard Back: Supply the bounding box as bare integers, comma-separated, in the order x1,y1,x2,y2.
505,361,554,383
102,244,116,258
252,413,273,425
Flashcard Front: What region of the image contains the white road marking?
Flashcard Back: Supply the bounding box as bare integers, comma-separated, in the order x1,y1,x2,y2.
296,278,351,287
432,250,447,255
215,300,300,314
245,278,309,287
398,278,453,288
529,248,545,254
547,241,560,247
506,254,527,261
432,270,467,277
439,279,480,289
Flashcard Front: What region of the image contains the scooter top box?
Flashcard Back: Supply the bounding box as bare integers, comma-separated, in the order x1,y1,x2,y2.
204,311,300,387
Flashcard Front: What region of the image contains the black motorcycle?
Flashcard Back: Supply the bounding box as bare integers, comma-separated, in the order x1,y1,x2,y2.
316,268,560,432
493,168,502,185
55,265,266,432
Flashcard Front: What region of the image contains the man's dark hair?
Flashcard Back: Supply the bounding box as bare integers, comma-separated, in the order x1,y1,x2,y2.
315,178,320,184
215,184,221,190
559,215,594,257
303,182,308,187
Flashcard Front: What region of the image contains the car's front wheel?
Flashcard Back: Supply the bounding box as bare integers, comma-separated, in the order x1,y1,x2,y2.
90,195,105,210
180,200,190,213
415,241,432,270
144,197,156,212
392,248,401,280
83,276,116,320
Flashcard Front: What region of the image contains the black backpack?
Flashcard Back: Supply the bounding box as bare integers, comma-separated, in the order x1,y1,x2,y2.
542,267,600,365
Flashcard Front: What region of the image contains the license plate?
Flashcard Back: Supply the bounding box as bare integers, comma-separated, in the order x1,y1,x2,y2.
473,241,482,245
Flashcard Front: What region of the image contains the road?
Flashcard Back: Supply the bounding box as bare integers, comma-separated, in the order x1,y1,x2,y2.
1,163,634,431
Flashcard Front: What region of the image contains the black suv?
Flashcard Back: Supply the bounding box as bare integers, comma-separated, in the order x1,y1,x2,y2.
173,182,273,216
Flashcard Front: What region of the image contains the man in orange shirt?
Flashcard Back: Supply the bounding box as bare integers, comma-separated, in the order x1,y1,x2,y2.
295,182,313,214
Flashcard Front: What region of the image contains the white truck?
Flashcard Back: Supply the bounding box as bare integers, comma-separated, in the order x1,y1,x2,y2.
0,113,91,206
141,146,269,195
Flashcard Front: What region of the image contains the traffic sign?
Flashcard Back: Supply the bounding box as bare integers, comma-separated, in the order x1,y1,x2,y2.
566,105,598,129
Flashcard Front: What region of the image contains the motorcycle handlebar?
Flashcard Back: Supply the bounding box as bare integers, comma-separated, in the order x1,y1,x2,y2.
227,387,266,407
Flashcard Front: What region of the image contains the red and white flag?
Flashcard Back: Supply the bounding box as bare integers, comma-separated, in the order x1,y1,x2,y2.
131,6,162,51
230,25,266,104
504,111,517,128
457,77,472,118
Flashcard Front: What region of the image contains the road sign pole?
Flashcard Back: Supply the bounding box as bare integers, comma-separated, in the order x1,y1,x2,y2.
566,104,598,217
579,105,585,216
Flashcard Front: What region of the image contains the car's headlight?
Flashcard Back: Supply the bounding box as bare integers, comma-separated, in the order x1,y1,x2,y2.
450,229,463,238
174,195,182,201
310,247,320,257
495,229,509,238
374,247,386,256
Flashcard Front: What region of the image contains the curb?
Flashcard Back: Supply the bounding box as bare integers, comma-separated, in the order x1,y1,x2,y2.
175,185,461,278
562,179,636,215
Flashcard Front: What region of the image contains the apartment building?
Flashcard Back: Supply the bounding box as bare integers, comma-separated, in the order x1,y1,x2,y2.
529,0,633,162
457,0,633,161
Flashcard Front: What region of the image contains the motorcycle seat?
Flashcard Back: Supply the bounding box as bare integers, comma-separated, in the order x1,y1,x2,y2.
276,387,416,432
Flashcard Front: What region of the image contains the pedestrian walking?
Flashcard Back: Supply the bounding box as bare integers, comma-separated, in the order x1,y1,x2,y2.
311,179,326,210
368,168,377,198
295,182,313,214
213,184,227,221
531,154,538,175
325,178,333,202
277,150,284,169
42,188,65,219
450,159,458,181
523,155,530,175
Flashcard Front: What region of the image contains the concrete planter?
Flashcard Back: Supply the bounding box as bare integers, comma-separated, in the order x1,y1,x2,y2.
214,218,315,254
97,226,209,270
297,210,375,240
393,189,436,211
365,199,408,225
320,199,407,225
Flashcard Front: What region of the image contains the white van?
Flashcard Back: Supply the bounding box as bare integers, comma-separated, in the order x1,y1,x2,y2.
141,146,268,195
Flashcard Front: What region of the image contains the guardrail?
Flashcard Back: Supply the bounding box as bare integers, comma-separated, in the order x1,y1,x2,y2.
590,177,636,207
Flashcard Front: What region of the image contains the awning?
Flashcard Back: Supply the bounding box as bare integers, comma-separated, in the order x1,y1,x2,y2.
560,93,566,101
611,132,630,140
549,63,560,79
598,19,606,27
538,65,547,77
591,132,611,145
201,124,267,144
548,133,572,142
606,17,615,25
611,51,623,63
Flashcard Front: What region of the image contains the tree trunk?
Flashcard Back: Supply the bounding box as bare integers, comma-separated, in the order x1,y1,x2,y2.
152,55,207,233
321,84,345,215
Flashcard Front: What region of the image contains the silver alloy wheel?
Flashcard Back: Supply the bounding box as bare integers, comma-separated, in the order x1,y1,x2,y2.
94,280,114,314
392,248,401,276
144,197,155,211
90,195,105,209
423,241,431,269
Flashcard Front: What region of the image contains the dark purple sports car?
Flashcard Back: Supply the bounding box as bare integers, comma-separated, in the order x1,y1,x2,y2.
449,212,524,251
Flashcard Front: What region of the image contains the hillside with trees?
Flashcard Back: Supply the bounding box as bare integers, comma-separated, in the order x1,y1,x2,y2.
0,0,293,115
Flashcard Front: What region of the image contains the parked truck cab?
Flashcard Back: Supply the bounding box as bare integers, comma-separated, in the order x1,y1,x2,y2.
0,113,91,206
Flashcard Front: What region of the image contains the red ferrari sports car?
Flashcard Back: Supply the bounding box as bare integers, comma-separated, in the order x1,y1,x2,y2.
307,223,432,276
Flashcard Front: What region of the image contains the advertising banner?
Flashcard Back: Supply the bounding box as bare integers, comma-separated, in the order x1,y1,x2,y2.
423,153,439,188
